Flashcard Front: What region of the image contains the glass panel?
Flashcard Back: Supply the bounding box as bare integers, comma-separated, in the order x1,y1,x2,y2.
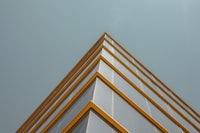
169,106,199,133
102,48,141,90
65,51,101,91
93,78,112,115
113,92,158,133
37,63,100,132
112,55,141,89
102,49,114,65
113,71,149,113
137,70,161,93
104,35,113,44
70,115,89,133
132,61,156,87
98,60,148,113
142,84,168,112
31,53,101,132
161,91,199,127
92,77,160,133
103,40,113,52
86,111,118,133
137,69,199,128
149,101,181,133
115,49,136,70
103,44,136,72
152,78,198,120
182,112,200,130
111,41,133,62
48,81,95,133
98,60,113,83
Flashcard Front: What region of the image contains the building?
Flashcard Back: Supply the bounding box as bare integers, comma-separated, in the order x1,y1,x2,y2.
17,33,200,133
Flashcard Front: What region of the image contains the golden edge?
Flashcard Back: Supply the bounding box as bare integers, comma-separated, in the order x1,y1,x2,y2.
37,51,191,132
29,45,103,132
102,45,200,130
100,56,190,133
105,32,200,119
97,73,168,133
16,32,106,132
41,72,98,132
31,55,102,132
40,58,168,132
42,69,167,133
104,38,200,123
61,101,129,133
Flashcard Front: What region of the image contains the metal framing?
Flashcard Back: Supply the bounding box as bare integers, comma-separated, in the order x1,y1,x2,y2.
104,37,200,123
17,32,200,133
30,53,103,132
105,32,200,119
100,56,190,132
101,41,200,130
41,72,168,133
61,101,129,133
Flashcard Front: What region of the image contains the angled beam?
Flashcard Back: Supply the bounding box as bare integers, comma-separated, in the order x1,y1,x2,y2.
61,101,129,133
105,32,200,119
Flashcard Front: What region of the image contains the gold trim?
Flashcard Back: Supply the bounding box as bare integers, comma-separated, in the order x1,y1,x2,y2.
16,33,106,133
104,38,200,123
42,70,168,133
30,55,102,132
102,45,200,130
96,73,168,133
61,101,129,133
105,32,200,119
17,33,199,133
41,73,98,132
100,56,191,132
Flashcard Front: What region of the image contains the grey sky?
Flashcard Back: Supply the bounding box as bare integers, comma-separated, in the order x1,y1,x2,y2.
0,0,200,132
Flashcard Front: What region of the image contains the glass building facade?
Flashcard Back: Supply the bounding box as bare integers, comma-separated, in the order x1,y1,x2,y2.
17,33,200,133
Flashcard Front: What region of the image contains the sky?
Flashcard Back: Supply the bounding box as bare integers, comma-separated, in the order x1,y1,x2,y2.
0,0,200,132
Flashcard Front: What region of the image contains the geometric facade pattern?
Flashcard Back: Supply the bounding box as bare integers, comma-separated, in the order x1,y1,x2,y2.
17,33,200,133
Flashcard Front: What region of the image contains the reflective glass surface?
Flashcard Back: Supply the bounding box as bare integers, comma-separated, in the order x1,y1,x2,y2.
104,37,133,63
102,43,136,72
70,115,89,133
93,78,112,115
113,92,158,133
151,78,198,121
169,105,199,133
98,60,113,83
113,71,149,113
31,54,101,132
149,101,181,133
105,35,189,119
98,60,149,113
161,90,199,127
86,111,118,133
92,78,161,133
48,82,95,133
37,63,100,132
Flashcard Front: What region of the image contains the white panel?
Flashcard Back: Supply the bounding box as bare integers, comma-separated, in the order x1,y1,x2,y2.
113,92,158,133
149,102,181,133
93,78,112,115
86,111,117,133
36,63,100,132
48,81,96,133
71,115,89,133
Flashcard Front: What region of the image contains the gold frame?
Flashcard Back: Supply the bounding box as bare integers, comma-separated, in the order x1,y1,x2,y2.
61,101,129,133
17,33,199,133
105,33,200,119
41,72,168,133
101,42,199,130
17,34,105,133
104,36,200,123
